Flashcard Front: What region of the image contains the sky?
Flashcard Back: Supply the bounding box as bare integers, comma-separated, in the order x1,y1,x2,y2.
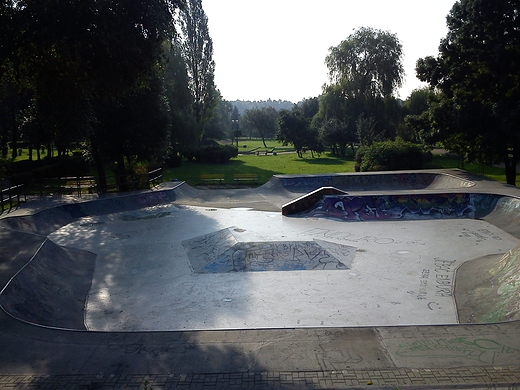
203,0,457,103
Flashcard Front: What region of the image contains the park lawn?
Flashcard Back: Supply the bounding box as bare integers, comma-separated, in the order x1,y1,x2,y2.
163,151,357,185
233,138,295,154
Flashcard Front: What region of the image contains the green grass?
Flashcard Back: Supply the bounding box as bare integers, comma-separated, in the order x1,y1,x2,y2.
164,151,356,185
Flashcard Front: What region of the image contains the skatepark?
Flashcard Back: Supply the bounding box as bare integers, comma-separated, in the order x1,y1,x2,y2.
0,169,519,388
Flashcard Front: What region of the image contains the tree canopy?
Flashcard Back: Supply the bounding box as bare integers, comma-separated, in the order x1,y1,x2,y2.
242,107,279,147
176,0,217,129
316,27,404,152
416,0,520,185
326,27,404,99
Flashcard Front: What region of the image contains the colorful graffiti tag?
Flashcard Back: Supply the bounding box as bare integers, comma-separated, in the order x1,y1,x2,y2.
303,193,479,221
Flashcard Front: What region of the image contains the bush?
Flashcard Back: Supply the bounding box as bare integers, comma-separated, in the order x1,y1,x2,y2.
0,159,12,181
164,148,182,168
356,139,424,172
195,145,238,164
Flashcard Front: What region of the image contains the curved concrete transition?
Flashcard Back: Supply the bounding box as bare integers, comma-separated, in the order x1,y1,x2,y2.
0,169,519,333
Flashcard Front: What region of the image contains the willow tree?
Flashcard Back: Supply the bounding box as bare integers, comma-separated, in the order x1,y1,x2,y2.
320,27,405,144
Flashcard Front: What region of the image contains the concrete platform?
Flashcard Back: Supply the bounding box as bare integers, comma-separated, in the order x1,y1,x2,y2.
0,169,520,389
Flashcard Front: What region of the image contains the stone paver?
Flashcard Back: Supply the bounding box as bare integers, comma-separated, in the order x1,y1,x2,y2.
0,367,519,389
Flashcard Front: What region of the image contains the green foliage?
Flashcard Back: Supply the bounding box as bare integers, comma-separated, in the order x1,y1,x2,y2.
326,27,404,99
176,0,217,127
0,158,11,180
415,0,520,185
195,145,238,164
163,148,182,168
277,98,321,158
356,139,424,172
242,106,279,146
318,27,405,148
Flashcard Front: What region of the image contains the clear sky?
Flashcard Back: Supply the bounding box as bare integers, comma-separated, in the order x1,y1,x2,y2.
203,0,456,103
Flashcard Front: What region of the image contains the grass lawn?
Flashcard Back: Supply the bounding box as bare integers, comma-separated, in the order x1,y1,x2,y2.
163,151,356,185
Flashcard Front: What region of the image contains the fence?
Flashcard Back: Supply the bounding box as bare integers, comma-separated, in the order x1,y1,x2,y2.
0,184,26,213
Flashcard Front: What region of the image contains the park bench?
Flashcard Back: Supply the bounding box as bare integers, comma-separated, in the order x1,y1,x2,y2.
201,174,224,184
42,176,96,197
233,173,258,184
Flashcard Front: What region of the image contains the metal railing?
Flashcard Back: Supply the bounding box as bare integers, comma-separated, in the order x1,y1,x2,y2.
0,184,26,212
37,168,163,196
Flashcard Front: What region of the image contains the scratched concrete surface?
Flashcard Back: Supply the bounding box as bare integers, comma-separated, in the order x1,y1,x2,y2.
47,204,517,331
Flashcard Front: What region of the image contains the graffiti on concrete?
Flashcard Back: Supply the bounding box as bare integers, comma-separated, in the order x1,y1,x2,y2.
395,337,519,364
303,193,477,221
183,229,355,274
300,227,426,246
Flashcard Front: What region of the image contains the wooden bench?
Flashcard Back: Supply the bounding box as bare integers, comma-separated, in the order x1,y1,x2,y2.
233,173,258,183
201,174,224,184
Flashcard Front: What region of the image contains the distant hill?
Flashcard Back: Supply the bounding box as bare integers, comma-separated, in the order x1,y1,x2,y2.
228,99,295,114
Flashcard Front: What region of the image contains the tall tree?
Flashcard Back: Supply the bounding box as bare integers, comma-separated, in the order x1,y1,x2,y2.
163,43,199,157
416,0,520,185
176,0,217,131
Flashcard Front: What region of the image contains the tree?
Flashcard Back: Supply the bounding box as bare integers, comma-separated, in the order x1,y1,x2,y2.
403,87,438,144
163,43,199,157
326,27,404,99
242,107,279,147
318,27,405,147
204,95,232,141
416,0,520,185
93,73,170,191
1,0,182,188
176,0,217,130
277,100,322,158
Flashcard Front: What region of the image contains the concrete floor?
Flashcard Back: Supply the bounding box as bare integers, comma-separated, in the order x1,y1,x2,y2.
49,202,517,331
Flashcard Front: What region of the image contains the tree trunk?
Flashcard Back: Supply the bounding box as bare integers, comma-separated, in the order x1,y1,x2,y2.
116,154,129,192
10,108,17,159
89,135,107,193
504,148,517,186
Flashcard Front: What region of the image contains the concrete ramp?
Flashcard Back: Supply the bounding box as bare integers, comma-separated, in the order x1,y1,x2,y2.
455,243,520,323
0,237,96,330
0,187,180,235
281,187,348,215
268,171,475,194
